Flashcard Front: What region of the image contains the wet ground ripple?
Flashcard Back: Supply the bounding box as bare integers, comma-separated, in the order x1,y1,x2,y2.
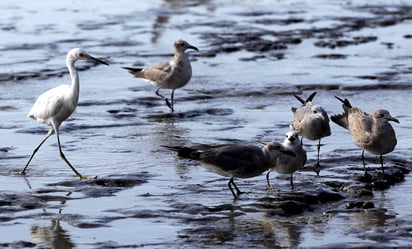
0,157,409,248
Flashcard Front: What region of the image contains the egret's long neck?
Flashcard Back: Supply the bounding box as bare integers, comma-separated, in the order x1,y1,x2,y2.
66,57,80,105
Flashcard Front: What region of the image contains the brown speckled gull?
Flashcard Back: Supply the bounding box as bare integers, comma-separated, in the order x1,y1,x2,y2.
331,96,399,175
123,39,198,112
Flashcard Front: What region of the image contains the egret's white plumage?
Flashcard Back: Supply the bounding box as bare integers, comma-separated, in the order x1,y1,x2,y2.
331,96,399,174
123,39,198,112
28,84,77,126
21,48,109,178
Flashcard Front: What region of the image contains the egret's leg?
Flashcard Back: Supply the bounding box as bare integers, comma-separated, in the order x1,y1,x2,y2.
21,129,54,175
54,127,84,179
290,173,294,189
380,155,385,175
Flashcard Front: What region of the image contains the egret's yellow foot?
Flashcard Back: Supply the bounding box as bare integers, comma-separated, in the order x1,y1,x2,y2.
77,175,97,180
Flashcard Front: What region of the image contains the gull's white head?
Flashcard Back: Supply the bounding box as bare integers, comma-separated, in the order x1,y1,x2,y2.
284,131,301,146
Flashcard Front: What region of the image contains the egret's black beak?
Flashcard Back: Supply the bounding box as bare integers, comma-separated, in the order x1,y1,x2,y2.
87,55,109,66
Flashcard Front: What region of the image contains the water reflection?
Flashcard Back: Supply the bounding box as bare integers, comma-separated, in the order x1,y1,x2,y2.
0,0,411,247
22,176,33,189
151,0,215,43
181,206,311,248
345,191,396,235
151,15,169,44
261,218,302,248
347,209,395,230
148,119,192,175
30,216,74,249
28,189,74,249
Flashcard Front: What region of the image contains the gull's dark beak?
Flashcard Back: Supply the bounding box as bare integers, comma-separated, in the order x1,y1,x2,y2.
188,45,199,51
389,116,400,123
388,115,399,124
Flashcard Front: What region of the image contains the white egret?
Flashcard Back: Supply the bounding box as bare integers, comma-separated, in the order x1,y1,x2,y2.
21,48,109,179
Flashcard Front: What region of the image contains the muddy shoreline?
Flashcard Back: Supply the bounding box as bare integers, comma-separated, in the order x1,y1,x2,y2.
1,1,412,248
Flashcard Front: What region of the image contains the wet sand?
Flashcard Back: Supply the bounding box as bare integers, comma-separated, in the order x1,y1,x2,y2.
1,0,412,248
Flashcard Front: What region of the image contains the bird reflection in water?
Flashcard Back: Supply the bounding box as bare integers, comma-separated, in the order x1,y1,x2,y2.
30,192,74,249
261,217,302,248
30,216,74,249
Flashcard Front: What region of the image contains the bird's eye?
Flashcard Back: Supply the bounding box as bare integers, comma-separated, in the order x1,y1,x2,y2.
378,113,384,118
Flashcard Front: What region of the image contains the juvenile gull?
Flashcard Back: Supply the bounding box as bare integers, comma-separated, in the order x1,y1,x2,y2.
291,92,330,175
22,48,109,178
331,96,399,174
267,131,307,189
123,39,198,112
163,142,296,199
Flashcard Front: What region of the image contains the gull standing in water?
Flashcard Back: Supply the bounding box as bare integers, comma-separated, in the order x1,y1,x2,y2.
331,96,399,175
267,131,307,189
163,142,296,199
123,39,198,112
291,92,330,175
21,48,109,179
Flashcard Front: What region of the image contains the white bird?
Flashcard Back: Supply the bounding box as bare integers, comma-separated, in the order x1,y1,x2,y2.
291,92,331,175
331,96,399,175
21,48,109,179
123,39,198,112
163,141,296,199
267,131,307,189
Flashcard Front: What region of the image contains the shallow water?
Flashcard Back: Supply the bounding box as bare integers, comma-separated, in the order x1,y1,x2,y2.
1,0,412,248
